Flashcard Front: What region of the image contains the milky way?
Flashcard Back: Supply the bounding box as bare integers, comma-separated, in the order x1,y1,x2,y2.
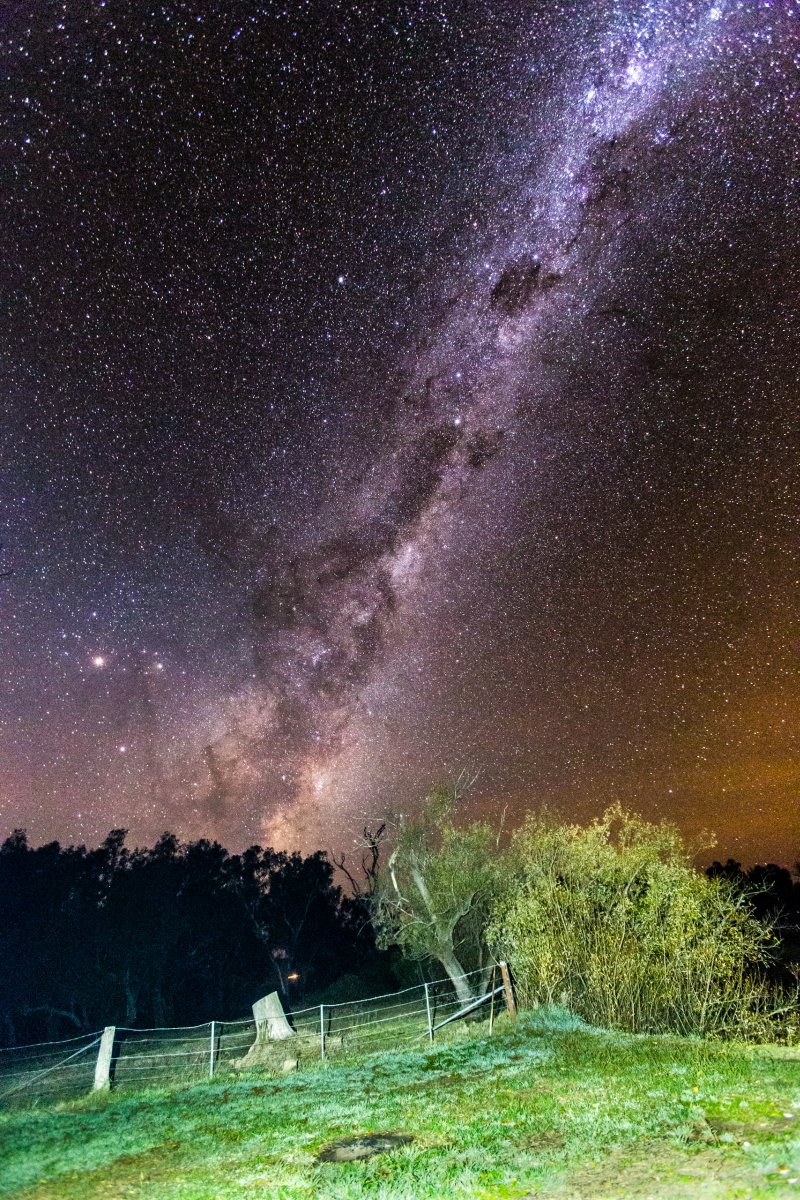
2,2,798,861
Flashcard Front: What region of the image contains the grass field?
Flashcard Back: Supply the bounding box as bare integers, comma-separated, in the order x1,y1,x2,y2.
1,1007,798,1199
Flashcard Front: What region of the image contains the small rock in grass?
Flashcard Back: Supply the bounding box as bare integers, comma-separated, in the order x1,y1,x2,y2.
281,1058,299,1073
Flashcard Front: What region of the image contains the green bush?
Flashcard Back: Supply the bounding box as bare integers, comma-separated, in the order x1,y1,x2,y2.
488,805,780,1037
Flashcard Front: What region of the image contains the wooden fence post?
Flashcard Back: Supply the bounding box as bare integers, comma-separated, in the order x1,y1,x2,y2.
319,1005,326,1060
488,966,497,1035
209,1021,216,1078
499,962,517,1020
423,982,433,1043
93,1026,116,1091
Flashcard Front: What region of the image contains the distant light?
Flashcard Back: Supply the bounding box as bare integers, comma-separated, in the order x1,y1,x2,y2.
91,655,106,668
337,274,345,285
119,745,127,753
155,661,164,671
287,972,300,981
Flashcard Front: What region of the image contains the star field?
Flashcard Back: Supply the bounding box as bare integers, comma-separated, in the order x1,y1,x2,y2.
1,1,798,862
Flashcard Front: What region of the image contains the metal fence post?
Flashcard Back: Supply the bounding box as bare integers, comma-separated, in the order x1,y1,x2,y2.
423,982,434,1042
93,1026,116,1091
320,1004,326,1060
209,1021,216,1078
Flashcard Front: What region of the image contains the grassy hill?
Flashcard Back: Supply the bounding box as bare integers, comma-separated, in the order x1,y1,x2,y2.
1,1008,798,1199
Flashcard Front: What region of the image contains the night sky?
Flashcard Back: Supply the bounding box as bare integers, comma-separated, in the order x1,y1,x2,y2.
2,1,798,863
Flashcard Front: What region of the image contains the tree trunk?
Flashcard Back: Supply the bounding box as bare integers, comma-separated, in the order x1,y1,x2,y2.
271,956,289,1002
124,969,139,1026
1,1011,16,1046
405,854,476,1006
151,982,168,1027
436,943,474,1006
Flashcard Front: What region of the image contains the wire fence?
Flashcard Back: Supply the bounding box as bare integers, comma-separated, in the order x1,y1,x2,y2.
0,1031,102,1106
0,966,510,1109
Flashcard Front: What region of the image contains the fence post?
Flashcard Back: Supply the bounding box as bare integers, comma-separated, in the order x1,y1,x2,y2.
209,1021,216,1078
499,962,517,1020
93,1026,116,1091
488,966,497,1035
423,983,434,1043
320,1005,326,1061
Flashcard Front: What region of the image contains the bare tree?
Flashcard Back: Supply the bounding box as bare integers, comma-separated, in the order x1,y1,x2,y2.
331,823,386,898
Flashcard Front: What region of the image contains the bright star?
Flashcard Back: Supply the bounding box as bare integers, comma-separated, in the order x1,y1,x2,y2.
91,655,106,668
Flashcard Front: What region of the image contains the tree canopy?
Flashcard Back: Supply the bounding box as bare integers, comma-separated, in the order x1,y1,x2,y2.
371,783,505,1002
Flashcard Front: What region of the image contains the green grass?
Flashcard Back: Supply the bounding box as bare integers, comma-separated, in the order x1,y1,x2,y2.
1,1008,799,1199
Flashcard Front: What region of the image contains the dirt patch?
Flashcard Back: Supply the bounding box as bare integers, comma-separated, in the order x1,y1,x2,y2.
317,1133,414,1163
549,1140,798,1199
525,1130,566,1151
707,1111,797,1142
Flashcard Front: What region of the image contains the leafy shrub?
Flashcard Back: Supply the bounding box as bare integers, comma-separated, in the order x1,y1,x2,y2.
488,805,783,1037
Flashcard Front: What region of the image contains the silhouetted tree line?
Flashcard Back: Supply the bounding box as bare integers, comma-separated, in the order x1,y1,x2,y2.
0,829,395,1047
2,819,798,1048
